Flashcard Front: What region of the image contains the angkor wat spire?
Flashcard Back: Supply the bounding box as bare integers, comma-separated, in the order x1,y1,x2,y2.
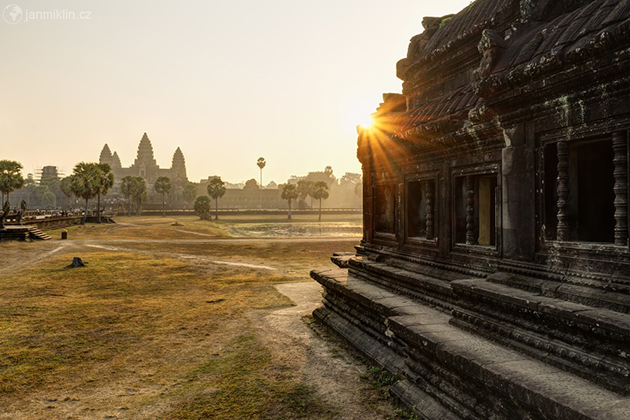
111,151,122,169
99,144,113,165
133,132,157,168
171,147,188,183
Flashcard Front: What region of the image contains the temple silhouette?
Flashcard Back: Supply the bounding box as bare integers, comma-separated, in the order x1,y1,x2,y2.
99,132,188,187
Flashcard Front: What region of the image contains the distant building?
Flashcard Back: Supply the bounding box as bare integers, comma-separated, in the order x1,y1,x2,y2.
99,132,188,187
198,177,284,209
39,166,58,181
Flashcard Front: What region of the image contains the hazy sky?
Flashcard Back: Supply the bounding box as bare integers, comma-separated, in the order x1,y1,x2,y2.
1,0,471,184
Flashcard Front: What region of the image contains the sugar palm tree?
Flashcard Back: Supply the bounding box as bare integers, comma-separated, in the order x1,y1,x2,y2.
297,180,313,209
120,176,137,216
257,157,266,208
59,176,75,208
94,163,114,223
182,182,198,209
0,160,25,206
311,181,329,222
132,176,147,215
194,195,211,220
69,162,99,224
154,176,172,216
281,184,299,220
207,177,226,219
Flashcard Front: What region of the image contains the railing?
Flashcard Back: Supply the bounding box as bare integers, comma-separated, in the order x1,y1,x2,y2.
138,208,362,216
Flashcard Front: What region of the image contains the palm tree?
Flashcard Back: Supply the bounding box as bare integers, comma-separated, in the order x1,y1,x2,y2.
281,184,299,220
132,176,147,215
311,181,329,222
154,176,172,216
257,157,266,208
297,180,313,209
207,177,227,220
182,182,198,209
69,162,99,224
0,160,25,206
59,176,75,208
94,163,114,223
120,176,137,216
194,195,211,220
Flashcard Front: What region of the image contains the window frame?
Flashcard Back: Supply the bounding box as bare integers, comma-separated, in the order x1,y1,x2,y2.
404,171,439,247
450,163,501,255
537,130,629,249
372,174,398,243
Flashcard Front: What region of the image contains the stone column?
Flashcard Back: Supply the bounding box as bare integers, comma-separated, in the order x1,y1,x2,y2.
466,176,476,245
556,140,570,241
425,181,434,240
613,132,628,246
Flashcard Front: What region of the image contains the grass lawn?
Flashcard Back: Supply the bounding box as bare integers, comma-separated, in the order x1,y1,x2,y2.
0,216,396,419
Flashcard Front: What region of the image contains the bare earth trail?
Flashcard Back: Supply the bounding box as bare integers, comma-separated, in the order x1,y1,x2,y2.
262,283,395,419
1,223,397,419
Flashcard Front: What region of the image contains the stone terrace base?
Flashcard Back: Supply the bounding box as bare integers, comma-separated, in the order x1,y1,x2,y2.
311,259,630,420
0,225,51,241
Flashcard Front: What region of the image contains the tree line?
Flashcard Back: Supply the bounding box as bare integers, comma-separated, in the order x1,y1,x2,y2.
1,158,341,223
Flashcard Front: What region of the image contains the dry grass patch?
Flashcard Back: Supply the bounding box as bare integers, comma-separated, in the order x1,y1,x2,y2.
0,249,298,417
48,216,229,240
0,215,389,418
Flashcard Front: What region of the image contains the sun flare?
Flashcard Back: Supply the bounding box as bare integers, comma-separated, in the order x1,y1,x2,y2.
358,114,374,129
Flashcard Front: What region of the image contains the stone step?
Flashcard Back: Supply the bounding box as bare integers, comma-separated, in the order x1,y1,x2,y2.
488,271,630,314
27,227,52,240
311,268,630,420
346,257,459,310
450,278,630,394
452,278,630,344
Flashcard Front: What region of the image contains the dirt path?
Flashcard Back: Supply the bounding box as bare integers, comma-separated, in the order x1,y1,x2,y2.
84,243,278,271
0,241,76,275
259,282,396,419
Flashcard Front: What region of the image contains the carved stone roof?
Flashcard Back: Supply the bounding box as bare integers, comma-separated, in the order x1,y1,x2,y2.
378,0,630,142
394,86,479,136
480,0,630,96
417,0,515,64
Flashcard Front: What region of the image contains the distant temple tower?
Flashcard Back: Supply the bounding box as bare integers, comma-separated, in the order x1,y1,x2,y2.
99,132,188,187
130,132,159,181
99,144,114,167
171,147,187,187
37,166,61,184
111,152,122,170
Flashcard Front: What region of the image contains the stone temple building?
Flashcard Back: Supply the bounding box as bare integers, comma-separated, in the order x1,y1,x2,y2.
99,132,188,187
312,0,630,418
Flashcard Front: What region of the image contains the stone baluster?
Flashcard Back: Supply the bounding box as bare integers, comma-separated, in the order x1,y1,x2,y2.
556,140,570,241
613,132,628,246
466,176,476,245
425,181,434,240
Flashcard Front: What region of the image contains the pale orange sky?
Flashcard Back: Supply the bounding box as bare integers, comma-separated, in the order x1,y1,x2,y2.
1,0,472,184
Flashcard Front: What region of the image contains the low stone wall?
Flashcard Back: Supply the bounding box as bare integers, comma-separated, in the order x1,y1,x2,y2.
18,216,82,230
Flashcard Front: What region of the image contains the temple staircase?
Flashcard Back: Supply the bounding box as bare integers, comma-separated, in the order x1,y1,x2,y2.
312,254,630,419
27,226,52,240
